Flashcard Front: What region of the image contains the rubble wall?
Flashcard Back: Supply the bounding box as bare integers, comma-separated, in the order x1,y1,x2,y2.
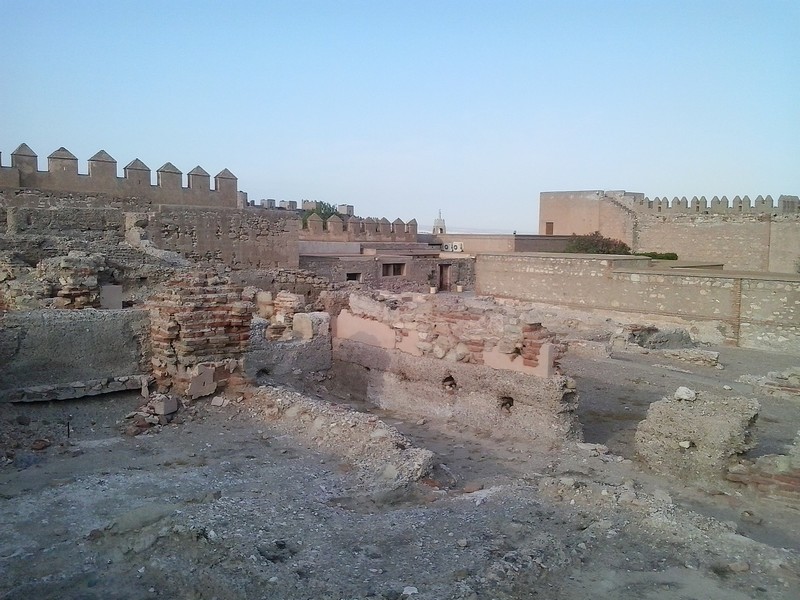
0,191,300,270
0,309,150,401
476,253,800,354
6,206,124,239
144,205,299,268
332,339,579,442
635,391,760,482
230,268,331,305
329,292,579,441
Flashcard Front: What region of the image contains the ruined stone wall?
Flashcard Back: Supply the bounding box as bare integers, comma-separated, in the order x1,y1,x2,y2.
0,309,151,401
335,292,560,377
147,271,252,397
475,253,800,354
6,206,124,241
143,205,299,269
329,292,579,442
230,268,331,306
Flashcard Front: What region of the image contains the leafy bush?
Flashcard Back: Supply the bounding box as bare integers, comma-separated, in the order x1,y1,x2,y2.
301,201,339,226
564,231,631,255
635,252,678,260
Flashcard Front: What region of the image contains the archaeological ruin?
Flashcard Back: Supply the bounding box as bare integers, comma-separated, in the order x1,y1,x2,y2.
1,144,799,599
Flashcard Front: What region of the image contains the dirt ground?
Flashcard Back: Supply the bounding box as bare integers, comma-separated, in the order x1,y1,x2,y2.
1,343,799,599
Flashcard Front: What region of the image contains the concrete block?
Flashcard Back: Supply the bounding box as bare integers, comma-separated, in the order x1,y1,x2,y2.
635,393,759,481
187,364,217,399
153,395,178,415
100,285,123,309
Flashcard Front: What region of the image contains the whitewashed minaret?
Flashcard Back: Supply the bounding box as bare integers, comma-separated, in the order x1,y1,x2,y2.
432,210,446,234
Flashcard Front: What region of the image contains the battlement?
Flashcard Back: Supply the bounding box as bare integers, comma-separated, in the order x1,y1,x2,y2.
299,214,418,242
0,144,238,208
618,192,799,215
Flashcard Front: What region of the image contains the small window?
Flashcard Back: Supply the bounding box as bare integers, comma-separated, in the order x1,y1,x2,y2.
381,263,405,276
545,221,554,235
345,272,362,282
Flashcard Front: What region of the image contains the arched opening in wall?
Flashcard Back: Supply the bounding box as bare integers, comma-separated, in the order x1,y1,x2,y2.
442,374,457,392
498,396,514,413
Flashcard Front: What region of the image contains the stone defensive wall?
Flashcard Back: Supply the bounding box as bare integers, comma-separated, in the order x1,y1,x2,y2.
328,291,580,442
1,189,300,269
137,205,299,268
475,253,800,354
539,190,800,272
613,190,799,215
0,144,238,208
299,213,418,242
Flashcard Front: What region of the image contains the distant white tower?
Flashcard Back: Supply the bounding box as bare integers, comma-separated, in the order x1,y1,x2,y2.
432,210,446,234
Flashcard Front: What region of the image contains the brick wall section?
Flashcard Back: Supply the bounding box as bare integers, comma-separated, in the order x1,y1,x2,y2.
147,271,253,395
727,448,800,509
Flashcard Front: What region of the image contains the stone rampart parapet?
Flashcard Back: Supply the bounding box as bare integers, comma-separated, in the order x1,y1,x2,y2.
299,215,418,242
0,144,238,208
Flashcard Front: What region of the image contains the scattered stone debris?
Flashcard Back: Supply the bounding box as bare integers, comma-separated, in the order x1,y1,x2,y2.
122,392,182,436
30,438,51,451
662,347,720,366
674,386,697,401
739,366,800,399
612,324,695,351
244,385,434,490
652,363,693,374
635,389,760,482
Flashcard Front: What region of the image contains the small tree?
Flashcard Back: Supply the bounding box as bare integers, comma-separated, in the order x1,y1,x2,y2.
301,201,339,227
565,231,631,255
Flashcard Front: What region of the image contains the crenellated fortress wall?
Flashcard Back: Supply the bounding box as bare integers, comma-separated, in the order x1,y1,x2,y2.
0,144,239,208
299,213,418,242
539,190,800,273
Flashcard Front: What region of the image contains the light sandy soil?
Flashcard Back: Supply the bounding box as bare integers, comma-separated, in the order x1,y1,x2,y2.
1,343,798,600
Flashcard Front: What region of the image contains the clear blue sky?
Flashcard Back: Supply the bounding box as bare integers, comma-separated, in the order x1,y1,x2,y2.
2,1,797,233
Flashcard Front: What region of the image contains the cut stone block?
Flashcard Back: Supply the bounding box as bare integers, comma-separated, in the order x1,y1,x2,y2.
187,364,217,399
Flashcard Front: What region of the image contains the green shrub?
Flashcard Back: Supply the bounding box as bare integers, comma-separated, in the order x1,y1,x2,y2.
565,232,631,255
635,252,678,260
